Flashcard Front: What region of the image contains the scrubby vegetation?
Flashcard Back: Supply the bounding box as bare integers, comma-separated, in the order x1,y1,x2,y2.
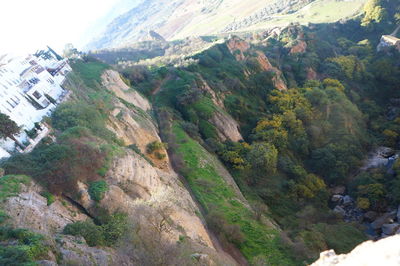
1,58,122,197
64,212,127,247
1,0,400,264
88,180,109,202
0,227,49,265
0,59,127,263
0,175,50,265
106,1,400,263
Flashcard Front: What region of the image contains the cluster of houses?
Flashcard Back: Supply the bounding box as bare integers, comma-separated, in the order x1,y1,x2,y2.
0,48,71,159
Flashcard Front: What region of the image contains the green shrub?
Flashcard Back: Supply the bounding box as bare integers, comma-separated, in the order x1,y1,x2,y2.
0,211,8,224
88,181,108,202
198,120,218,139
127,144,154,165
1,140,106,196
52,102,104,132
0,227,48,264
40,191,55,206
0,175,31,202
128,143,141,154
155,152,166,160
64,213,127,247
64,221,105,246
313,223,366,254
146,141,167,154
100,213,128,246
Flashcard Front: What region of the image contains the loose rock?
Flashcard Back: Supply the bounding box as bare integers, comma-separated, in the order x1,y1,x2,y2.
332,195,343,203
371,212,396,230
382,223,400,235
333,206,346,217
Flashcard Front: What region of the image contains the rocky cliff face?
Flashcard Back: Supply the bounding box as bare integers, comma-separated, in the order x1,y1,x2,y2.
3,182,87,236
3,180,131,265
210,109,243,142
99,69,231,254
102,70,150,111
1,69,239,265
312,235,400,266
227,37,287,91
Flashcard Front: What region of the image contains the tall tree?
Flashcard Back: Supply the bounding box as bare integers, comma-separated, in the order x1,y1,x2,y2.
361,0,386,26
0,113,24,149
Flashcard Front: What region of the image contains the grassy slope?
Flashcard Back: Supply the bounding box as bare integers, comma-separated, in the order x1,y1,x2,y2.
172,124,295,265
70,60,109,88
237,0,366,32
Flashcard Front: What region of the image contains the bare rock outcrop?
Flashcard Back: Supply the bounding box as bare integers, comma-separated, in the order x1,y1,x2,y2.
56,235,131,266
2,181,127,266
101,151,216,248
103,72,170,169
3,182,87,236
100,68,230,252
197,75,225,109
210,109,243,142
290,40,307,54
227,37,251,61
226,38,287,91
102,69,150,111
312,235,400,266
255,51,287,90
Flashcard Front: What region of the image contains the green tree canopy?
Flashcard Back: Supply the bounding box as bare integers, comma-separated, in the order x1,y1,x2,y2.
0,113,23,148
361,0,386,26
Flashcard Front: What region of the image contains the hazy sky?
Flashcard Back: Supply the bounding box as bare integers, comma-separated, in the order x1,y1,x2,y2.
0,0,119,54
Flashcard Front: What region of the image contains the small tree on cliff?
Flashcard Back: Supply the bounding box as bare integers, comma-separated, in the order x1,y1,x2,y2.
0,113,24,149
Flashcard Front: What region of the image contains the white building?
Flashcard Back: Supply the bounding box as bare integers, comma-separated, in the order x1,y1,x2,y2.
0,147,10,159
377,35,400,52
0,48,71,157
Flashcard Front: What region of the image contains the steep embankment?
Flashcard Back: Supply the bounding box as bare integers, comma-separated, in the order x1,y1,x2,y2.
0,64,237,265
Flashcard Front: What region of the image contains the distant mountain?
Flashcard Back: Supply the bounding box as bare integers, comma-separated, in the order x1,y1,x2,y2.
85,0,367,50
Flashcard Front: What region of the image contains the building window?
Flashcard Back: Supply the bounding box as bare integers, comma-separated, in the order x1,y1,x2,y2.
33,90,42,99
6,100,16,108
42,99,50,106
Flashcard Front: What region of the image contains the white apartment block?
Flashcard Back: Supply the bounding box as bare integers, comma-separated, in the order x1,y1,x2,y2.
0,48,71,158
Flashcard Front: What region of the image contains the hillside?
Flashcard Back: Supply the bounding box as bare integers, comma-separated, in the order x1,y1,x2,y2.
85,0,367,50
1,0,400,265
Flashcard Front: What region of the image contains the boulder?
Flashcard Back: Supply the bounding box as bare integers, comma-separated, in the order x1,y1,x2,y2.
342,195,353,206
331,195,343,203
333,206,346,217
371,212,397,230
382,223,400,235
379,147,395,158
331,186,346,195
364,211,378,222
